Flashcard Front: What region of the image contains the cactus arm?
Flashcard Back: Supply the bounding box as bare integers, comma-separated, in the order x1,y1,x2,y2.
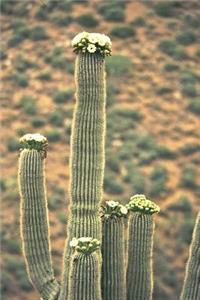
68,238,102,300
180,212,200,300
126,195,160,300
101,201,127,300
18,135,60,300
59,33,111,300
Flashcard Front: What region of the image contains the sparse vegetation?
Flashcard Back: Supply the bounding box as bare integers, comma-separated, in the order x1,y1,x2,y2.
20,95,37,114
106,55,132,77
182,84,197,97
111,25,135,38
102,7,125,22
148,165,168,198
76,13,99,27
153,2,177,17
187,98,200,115
53,89,74,103
180,164,197,189
176,31,197,46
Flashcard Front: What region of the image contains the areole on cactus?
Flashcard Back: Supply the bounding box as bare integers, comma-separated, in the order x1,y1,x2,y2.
18,32,199,300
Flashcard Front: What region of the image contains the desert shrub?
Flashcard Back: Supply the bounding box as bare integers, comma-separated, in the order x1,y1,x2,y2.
13,72,29,87
131,16,146,27
29,26,48,40
31,117,46,128
124,164,146,194
111,25,135,38
106,155,120,173
187,98,200,115
1,271,13,293
153,2,177,17
58,211,66,224
14,56,37,72
7,138,19,152
37,72,51,81
66,61,74,74
45,129,61,142
163,63,179,72
156,145,175,159
180,164,197,189
5,258,24,272
49,110,64,127
182,84,197,97
183,14,200,28
76,13,98,27
176,31,197,46
102,7,125,22
179,218,195,244
106,55,132,77
149,165,168,198
104,172,124,194
1,0,15,14
168,196,192,215
51,15,73,27
53,89,74,103
8,26,30,47
20,95,37,114
97,1,125,14
113,108,141,120
5,239,21,254
17,269,33,291
159,40,188,60
196,48,200,58
180,71,199,84
0,178,6,191
180,143,200,155
156,86,173,95
44,47,66,69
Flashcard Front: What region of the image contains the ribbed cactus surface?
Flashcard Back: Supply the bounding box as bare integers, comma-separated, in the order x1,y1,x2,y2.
68,237,102,300
101,201,127,300
18,136,60,300
181,212,200,300
59,38,107,299
126,195,160,300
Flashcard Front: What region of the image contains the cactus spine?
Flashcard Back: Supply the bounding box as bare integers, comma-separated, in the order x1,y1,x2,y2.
126,195,160,300
101,201,128,300
180,212,200,300
18,138,60,300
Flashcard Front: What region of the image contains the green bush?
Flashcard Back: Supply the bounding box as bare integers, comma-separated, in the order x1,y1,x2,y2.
111,25,135,38
168,196,192,215
37,72,52,81
14,56,37,72
49,110,64,127
180,143,200,155
104,173,124,194
156,145,175,159
103,7,125,22
31,117,46,128
156,86,173,95
45,129,61,142
163,63,179,72
29,26,48,40
176,31,197,46
187,98,200,115
149,165,168,198
153,2,176,17
179,218,195,244
14,72,29,87
184,14,200,29
159,39,188,60
8,26,30,47
180,71,199,84
1,271,13,292
182,84,197,97
20,95,37,114
180,165,197,189
5,258,24,272
7,138,19,152
53,89,74,103
58,211,66,224
131,16,146,27
50,15,73,27
106,156,120,173
124,164,146,194
17,269,33,291
5,239,21,254
44,47,66,69
76,13,99,27
0,178,6,191
106,55,132,77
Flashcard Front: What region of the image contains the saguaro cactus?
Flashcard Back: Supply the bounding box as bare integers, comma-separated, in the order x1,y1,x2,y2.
18,32,112,300
68,237,102,300
126,195,160,300
101,201,128,300
180,212,200,300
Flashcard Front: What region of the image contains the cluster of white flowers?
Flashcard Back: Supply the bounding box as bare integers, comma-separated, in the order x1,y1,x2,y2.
71,32,112,56
127,194,160,215
70,237,101,254
102,200,128,220
20,133,47,143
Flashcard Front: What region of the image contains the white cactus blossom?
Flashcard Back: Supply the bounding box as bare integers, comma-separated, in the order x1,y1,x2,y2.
87,44,97,53
120,206,128,215
78,237,93,243
69,238,79,247
106,200,119,208
20,133,47,143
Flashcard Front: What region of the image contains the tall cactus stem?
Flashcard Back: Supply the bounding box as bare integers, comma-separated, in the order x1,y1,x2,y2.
180,212,200,300
126,195,160,300
18,136,60,300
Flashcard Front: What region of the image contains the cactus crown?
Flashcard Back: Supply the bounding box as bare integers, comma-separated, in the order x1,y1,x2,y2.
20,133,48,154
71,31,112,56
101,200,128,220
127,194,160,215
70,237,101,254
